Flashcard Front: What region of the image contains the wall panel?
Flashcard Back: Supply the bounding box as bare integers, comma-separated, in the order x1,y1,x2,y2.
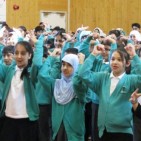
70,0,141,34
6,0,68,30
7,0,141,34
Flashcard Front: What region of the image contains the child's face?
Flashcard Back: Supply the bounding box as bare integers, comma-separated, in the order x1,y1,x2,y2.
18,28,25,37
110,51,126,76
130,34,136,42
61,61,74,77
101,45,110,62
54,35,63,49
52,30,58,36
14,44,31,68
3,53,14,65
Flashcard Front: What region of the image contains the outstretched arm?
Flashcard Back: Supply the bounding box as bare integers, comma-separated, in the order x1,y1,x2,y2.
77,46,105,95
130,89,141,119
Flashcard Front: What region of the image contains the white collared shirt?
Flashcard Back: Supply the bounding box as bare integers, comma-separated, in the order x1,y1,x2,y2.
5,66,28,118
110,72,125,95
102,60,109,65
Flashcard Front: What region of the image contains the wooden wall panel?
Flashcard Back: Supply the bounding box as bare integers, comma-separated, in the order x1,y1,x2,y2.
6,0,68,30
7,0,141,34
6,0,38,30
70,0,141,34
38,0,67,11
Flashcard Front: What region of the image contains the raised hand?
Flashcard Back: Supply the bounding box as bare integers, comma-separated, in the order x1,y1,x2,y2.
51,48,62,57
105,35,116,44
91,44,105,56
129,88,141,111
28,30,38,44
130,89,141,104
78,53,85,64
124,43,136,58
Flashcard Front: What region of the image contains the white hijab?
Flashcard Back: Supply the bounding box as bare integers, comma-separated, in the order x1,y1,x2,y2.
129,30,141,41
54,54,79,105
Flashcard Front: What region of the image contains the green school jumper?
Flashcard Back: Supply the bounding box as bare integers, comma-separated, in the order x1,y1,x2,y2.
77,54,141,137
38,59,88,141
0,63,39,121
31,35,61,104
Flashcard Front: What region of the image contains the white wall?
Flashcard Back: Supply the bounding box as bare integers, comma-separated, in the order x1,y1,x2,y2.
0,0,6,21
40,11,67,30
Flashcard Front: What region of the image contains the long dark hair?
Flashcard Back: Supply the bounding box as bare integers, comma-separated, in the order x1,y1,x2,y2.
15,41,33,79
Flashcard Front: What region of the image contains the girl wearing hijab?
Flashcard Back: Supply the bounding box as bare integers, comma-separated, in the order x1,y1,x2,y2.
129,30,141,44
38,53,87,141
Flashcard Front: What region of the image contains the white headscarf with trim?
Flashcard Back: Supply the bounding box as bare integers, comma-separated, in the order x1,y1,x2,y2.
54,54,79,105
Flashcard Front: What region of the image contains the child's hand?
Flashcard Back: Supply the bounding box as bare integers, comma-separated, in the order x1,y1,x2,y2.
76,25,89,34
51,48,61,57
129,88,141,111
124,43,136,58
129,89,141,104
108,34,117,40
91,44,105,56
105,35,116,43
120,35,128,41
78,53,85,64
88,32,99,40
43,31,51,36
28,30,38,44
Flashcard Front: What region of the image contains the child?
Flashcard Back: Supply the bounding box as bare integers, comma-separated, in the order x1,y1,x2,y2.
0,41,39,141
130,89,141,141
32,34,79,141
130,89,141,119
32,34,60,141
77,43,141,141
38,53,87,141
0,45,14,115
2,45,15,65
54,31,65,49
